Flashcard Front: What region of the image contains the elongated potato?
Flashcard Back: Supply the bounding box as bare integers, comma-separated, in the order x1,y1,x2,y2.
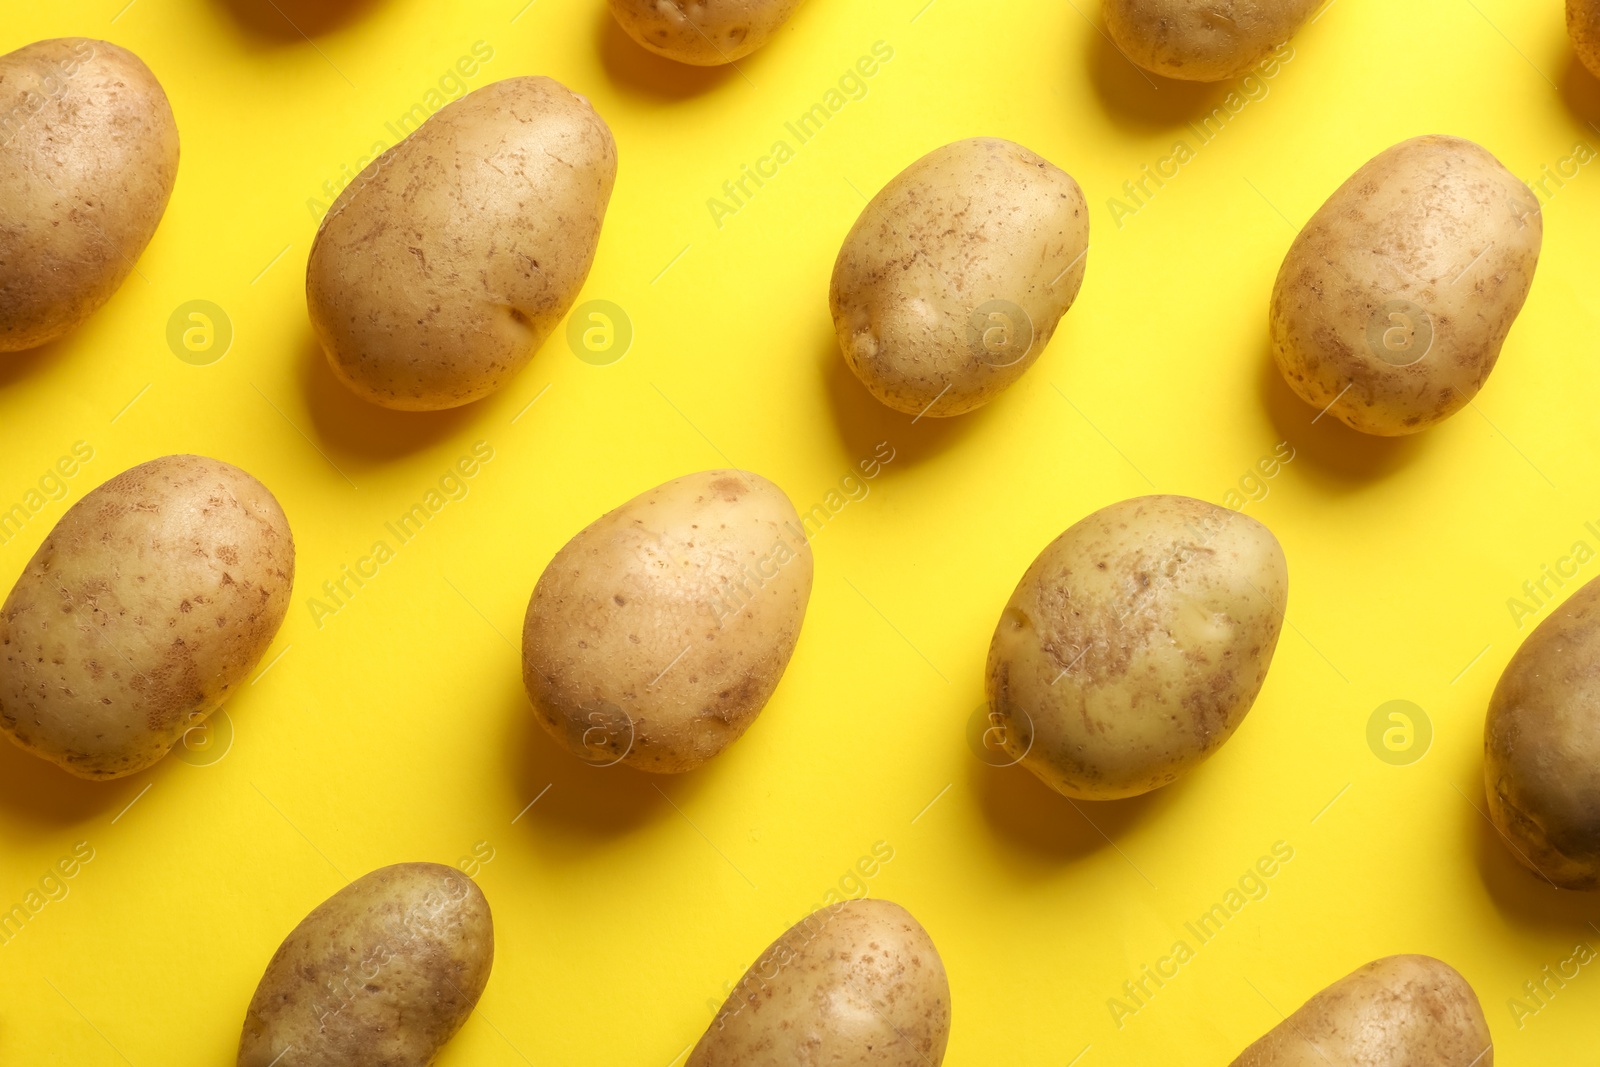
1103,0,1319,82
986,495,1287,800
830,137,1089,417
1485,573,1600,889
523,470,812,772
238,863,493,1067
1231,955,1493,1065
0,38,179,352
608,0,799,65
307,77,616,410
0,456,293,779
1270,136,1541,435
689,898,950,1066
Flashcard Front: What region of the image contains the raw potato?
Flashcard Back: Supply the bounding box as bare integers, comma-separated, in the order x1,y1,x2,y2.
1231,955,1493,1065
1102,0,1318,81
1572,0,1600,79
689,898,950,1066
1485,573,1600,889
608,0,799,65
522,470,812,773
0,455,293,780
307,77,616,410
238,863,493,1067
986,495,1287,800
1270,135,1541,436
830,137,1089,418
0,38,179,352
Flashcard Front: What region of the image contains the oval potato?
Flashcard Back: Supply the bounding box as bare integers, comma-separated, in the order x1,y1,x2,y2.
0,38,179,352
608,0,799,65
830,137,1089,418
522,469,812,773
1485,573,1600,889
0,455,293,779
986,495,1287,800
238,862,494,1067
307,76,616,410
1103,0,1318,82
689,898,951,1067
1270,135,1541,436
1231,955,1493,1065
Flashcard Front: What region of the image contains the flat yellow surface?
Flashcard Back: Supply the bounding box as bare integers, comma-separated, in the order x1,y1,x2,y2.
4,0,1600,1062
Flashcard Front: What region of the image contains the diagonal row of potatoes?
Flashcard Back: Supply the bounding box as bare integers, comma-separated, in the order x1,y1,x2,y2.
6,0,1600,1062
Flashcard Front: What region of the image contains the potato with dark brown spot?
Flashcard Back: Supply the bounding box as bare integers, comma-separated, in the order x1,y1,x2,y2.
237,862,493,1067
1103,0,1318,81
522,469,811,773
986,495,1286,800
1485,573,1600,889
1270,135,1541,436
1230,955,1493,1065
307,76,616,410
608,0,799,65
689,898,950,1067
1571,0,1600,78
830,137,1089,418
0,455,294,779
0,38,179,352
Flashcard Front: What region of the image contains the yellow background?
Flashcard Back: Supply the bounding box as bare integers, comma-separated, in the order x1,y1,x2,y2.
3,0,1599,1061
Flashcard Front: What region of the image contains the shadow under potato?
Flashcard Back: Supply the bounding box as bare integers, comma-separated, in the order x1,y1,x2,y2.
503,681,717,843
1256,340,1430,487
0,331,77,391
297,332,479,466
595,7,737,100
1470,781,1600,935
0,736,145,825
819,329,983,471
1558,49,1600,125
1083,22,1230,131
970,752,1164,865
216,0,381,40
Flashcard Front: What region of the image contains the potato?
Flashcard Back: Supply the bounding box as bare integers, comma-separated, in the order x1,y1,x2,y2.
830,137,1089,418
1572,0,1600,79
0,38,179,352
522,470,811,773
689,898,950,1066
608,0,799,65
0,456,293,780
985,495,1286,800
1485,574,1600,889
237,862,493,1067
1102,0,1318,81
307,76,616,410
1231,955,1493,1065
1270,135,1541,436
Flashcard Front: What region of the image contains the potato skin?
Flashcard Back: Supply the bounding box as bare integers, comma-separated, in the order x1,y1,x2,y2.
830,137,1089,418
1270,135,1541,436
522,470,812,773
1572,0,1600,79
1485,575,1600,889
689,899,950,1067
307,77,616,410
986,495,1286,800
237,863,493,1067
1102,0,1318,81
0,456,293,780
608,0,799,65
0,38,179,352
1231,955,1493,1065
